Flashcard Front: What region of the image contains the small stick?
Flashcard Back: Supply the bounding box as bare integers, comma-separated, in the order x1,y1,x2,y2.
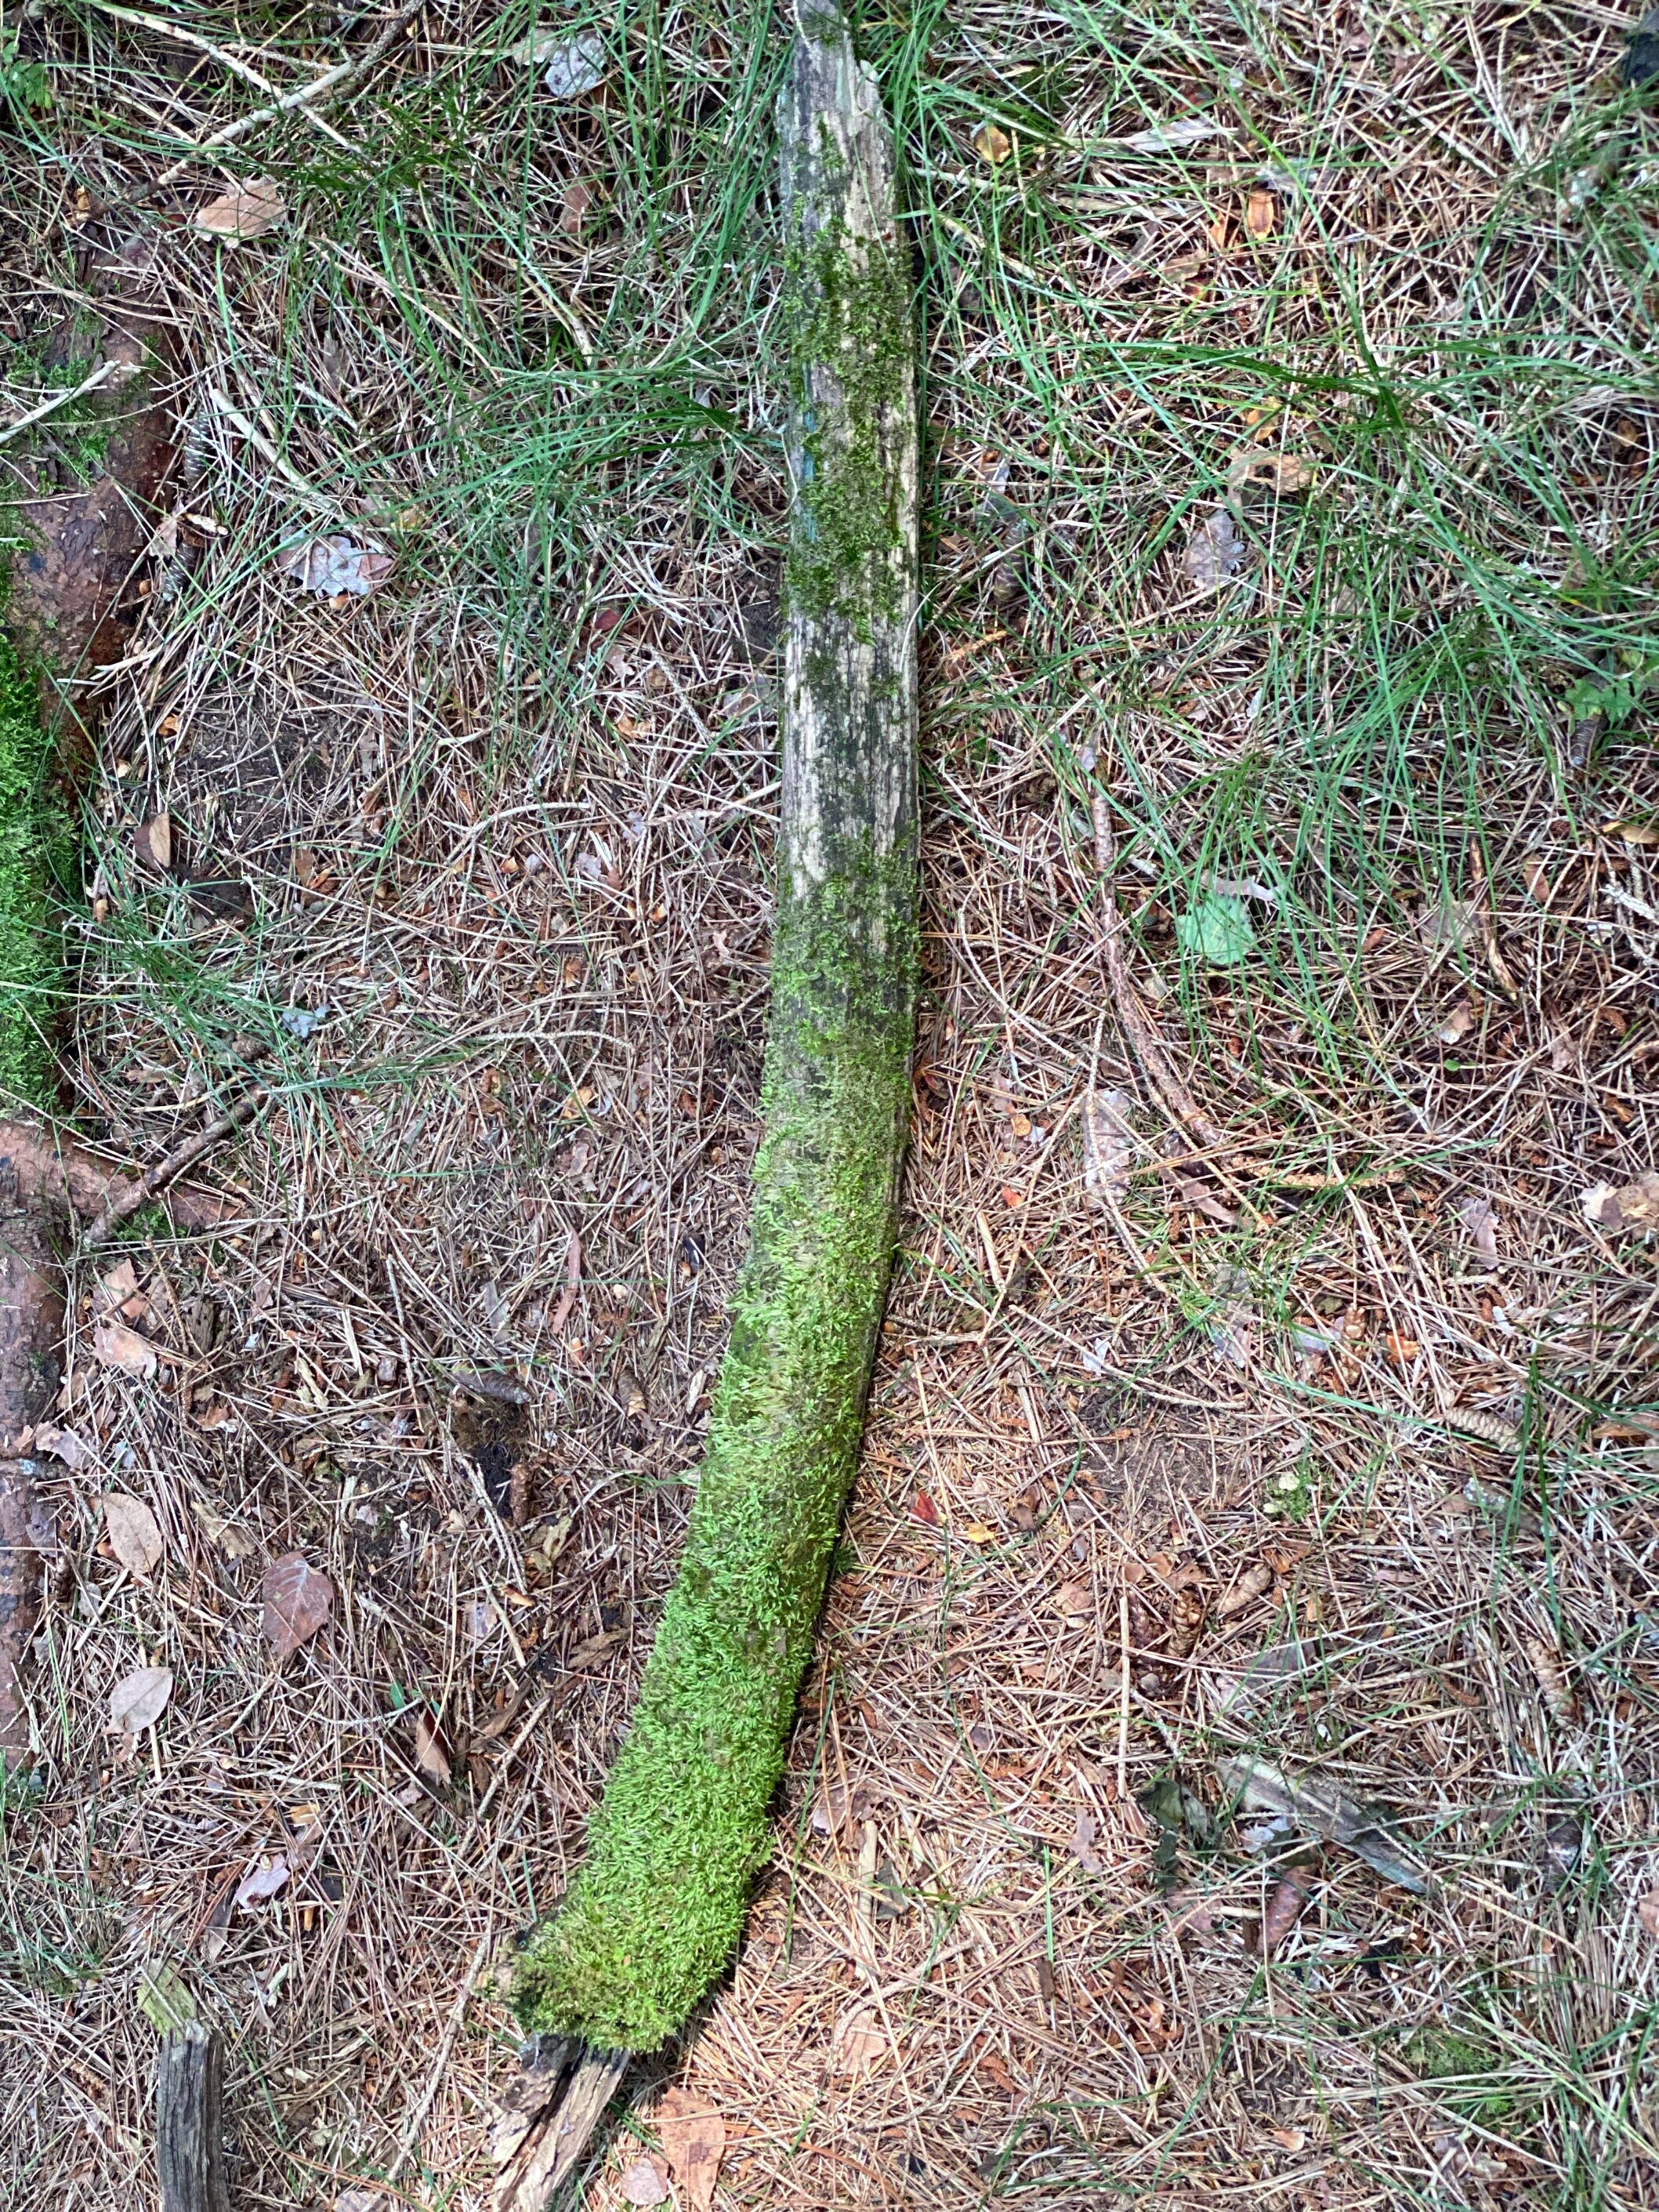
82,1087,265,1248
151,0,425,188
155,2022,229,2212
0,359,119,449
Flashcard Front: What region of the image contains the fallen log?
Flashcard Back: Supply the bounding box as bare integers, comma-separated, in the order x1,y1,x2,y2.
500,0,918,2180
0,228,187,1764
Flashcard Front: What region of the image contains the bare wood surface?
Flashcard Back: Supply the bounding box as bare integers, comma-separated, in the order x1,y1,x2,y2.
490,2040,629,2212
155,2023,229,2212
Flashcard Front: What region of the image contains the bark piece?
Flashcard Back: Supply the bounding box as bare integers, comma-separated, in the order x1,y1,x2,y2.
510,0,918,2058
155,2023,229,2212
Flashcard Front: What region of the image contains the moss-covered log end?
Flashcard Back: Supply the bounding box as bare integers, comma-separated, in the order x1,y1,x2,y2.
0,632,69,1108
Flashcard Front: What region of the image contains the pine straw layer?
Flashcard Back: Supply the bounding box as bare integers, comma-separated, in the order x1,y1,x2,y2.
2,0,1657,2207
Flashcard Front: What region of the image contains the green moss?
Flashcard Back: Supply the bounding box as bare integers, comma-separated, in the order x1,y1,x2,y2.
1404,2022,1515,2123
512,839,917,2051
783,218,913,635
0,629,68,1107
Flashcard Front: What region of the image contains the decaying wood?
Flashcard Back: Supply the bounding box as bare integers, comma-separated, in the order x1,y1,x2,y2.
155,2022,230,2212
81,1085,265,1247
489,2040,629,2212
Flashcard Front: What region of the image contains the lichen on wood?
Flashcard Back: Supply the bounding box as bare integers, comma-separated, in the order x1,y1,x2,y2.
509,0,918,2055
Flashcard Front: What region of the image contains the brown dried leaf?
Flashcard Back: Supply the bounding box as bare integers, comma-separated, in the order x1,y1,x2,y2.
135,811,172,872
1459,1195,1499,1263
618,2155,669,2206
262,1552,335,1659
103,1492,164,1579
1227,448,1317,498
194,176,285,241
274,535,393,599
1639,1888,1659,1937
655,2087,725,2212
414,1709,452,1783
109,1663,172,1734
830,2003,885,2077
234,1855,290,1909
811,1778,875,1838
1244,187,1277,237
973,121,1012,165
94,1258,140,1313
1582,1171,1659,1236
1260,1856,1319,1956
92,1315,157,1380
1056,1578,1092,1625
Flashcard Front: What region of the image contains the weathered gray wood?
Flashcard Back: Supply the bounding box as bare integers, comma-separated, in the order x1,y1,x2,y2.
155,2023,229,2212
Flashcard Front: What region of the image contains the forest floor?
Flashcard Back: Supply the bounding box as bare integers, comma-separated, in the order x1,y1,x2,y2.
2,0,1657,2207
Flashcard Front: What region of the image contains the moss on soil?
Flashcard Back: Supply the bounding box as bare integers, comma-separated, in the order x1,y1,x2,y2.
511,839,917,2051
0,628,67,1106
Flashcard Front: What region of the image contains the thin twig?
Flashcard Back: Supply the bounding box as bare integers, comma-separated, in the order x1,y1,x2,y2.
0,360,118,449
151,0,425,190
81,1089,265,1248
77,0,354,148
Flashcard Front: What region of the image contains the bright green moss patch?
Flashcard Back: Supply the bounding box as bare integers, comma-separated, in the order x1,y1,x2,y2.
0,629,68,1106
511,847,917,2052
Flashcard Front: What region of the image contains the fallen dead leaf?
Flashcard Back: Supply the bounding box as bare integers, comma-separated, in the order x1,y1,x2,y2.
194,176,285,241
911,1489,940,1526
1436,1002,1476,1044
1385,1330,1420,1365
1582,1171,1659,1235
618,2154,670,2206
1227,448,1317,498
109,1664,172,1735
335,2190,387,2212
262,1552,335,1659
103,1492,164,1579
1639,1888,1659,1937
830,2003,885,2078
811,1777,875,1839
1183,507,1245,591
234,1855,290,1909
1522,853,1552,901
963,1522,996,1544
135,812,172,872
656,2086,726,2212
1459,1195,1499,1263
1245,187,1277,237
1270,2125,1308,2153
94,1257,141,1314
414,1709,452,1783
560,176,594,236
1605,818,1659,845
1260,1855,1319,1956
92,1315,157,1380
33,1421,89,1469
275,535,393,600
973,120,1012,164
1056,1578,1092,1625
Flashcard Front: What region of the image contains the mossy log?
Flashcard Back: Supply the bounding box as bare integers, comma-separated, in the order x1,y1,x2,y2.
510,2,918,2058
